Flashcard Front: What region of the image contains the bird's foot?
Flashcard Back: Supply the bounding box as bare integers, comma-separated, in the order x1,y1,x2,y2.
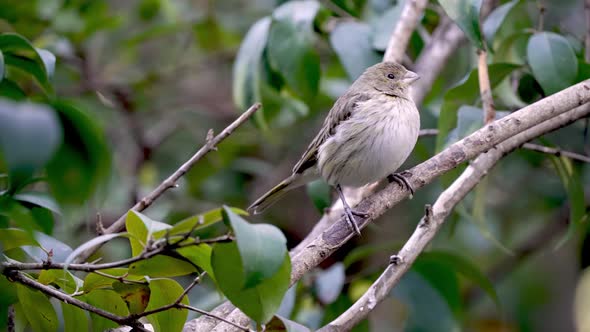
387,173,414,198
342,206,363,236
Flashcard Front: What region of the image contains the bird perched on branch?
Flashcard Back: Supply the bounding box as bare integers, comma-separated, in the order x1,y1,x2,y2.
248,62,420,235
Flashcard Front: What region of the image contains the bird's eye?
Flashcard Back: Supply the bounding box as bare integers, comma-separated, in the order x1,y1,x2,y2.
387,73,395,79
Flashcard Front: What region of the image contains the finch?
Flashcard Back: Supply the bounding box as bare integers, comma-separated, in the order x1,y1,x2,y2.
248,62,420,235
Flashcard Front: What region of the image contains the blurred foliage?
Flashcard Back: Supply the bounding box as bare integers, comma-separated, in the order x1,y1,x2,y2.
0,0,588,331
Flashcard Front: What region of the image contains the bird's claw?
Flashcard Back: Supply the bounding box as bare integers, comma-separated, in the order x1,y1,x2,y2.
342,206,362,236
387,173,414,198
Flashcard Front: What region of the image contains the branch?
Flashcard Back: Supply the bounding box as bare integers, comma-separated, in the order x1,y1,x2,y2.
383,0,429,63
73,103,261,263
478,49,495,124
319,102,590,332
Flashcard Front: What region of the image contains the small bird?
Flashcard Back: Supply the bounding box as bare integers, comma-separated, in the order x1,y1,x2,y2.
248,62,420,235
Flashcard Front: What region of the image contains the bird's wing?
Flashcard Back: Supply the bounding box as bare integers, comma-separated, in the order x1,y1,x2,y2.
292,92,372,175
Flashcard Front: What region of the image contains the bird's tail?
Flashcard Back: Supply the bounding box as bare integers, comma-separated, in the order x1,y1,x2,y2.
248,175,304,215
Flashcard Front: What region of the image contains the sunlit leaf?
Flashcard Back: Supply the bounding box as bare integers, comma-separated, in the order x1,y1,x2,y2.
438,0,484,49
176,244,215,280
330,21,381,80
0,228,38,250
83,268,144,293
38,269,80,293
61,302,88,332
169,207,248,236
526,32,578,95
126,210,171,256
129,255,198,277
145,279,188,332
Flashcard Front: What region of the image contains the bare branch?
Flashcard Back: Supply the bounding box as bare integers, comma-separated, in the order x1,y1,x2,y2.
478,49,496,124
383,0,429,63
319,102,590,332
74,103,261,263
522,143,590,163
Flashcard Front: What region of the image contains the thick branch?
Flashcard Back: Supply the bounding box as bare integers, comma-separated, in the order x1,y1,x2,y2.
319,102,590,331
74,103,261,263
383,0,429,63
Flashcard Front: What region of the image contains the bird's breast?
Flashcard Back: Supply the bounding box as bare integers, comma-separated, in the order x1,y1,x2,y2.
317,96,420,187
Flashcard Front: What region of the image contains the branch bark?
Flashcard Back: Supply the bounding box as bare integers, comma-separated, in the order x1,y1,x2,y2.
319,100,590,331
73,103,261,263
383,0,429,63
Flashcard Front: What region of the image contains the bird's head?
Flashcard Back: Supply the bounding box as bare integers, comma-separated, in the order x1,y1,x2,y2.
355,61,419,99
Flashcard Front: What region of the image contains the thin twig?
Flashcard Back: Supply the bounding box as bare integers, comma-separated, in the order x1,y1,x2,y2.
522,143,590,163
91,270,148,285
537,0,546,31
478,49,496,124
74,103,261,263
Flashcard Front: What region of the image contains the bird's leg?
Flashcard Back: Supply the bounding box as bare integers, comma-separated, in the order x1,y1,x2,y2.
336,184,367,236
387,172,414,198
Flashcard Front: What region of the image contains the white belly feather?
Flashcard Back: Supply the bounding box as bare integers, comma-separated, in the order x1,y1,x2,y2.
317,96,420,187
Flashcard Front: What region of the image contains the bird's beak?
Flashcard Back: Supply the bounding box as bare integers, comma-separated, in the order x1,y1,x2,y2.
402,71,420,84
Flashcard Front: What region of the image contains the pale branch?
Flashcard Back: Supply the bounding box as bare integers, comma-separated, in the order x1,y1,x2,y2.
319,102,590,332
478,49,496,124
198,81,590,332
74,103,261,263
383,0,429,63
419,128,590,164
521,143,590,163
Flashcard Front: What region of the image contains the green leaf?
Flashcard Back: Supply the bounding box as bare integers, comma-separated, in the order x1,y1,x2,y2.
222,206,287,288
83,268,144,293
371,0,406,51
305,179,331,213
421,251,499,308
14,192,61,214
86,290,130,331
145,279,188,332
233,17,271,129
0,228,38,250
176,244,215,279
267,0,321,102
435,63,519,152
64,233,128,266
61,302,88,332
0,99,62,190
126,210,171,255
0,33,54,92
129,255,198,277
38,269,80,293
16,284,58,332
550,155,587,249
438,0,484,50
0,78,26,100
212,242,291,324
315,263,345,304
413,255,462,318
482,0,518,50
526,32,578,95
112,281,151,314
330,21,381,80
267,315,311,332
169,207,248,236
46,100,111,205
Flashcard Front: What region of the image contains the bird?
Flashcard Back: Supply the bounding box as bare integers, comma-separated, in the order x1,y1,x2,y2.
248,61,420,235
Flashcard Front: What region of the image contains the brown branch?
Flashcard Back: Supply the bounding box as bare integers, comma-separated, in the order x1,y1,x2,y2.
383,0,429,63
319,102,590,332
73,103,261,263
